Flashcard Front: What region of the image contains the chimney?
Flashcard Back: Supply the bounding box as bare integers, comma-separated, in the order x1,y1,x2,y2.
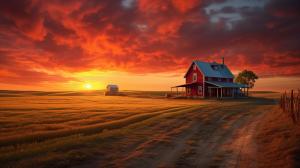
222,57,224,65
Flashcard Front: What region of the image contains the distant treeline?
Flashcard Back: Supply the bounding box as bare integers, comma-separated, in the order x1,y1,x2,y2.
280,90,300,124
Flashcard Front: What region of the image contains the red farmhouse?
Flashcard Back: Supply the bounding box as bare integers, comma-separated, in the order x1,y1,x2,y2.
173,59,248,98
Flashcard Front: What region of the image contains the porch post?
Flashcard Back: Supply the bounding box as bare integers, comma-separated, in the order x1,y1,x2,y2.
203,82,205,98
232,88,234,97
221,88,223,99
217,88,219,98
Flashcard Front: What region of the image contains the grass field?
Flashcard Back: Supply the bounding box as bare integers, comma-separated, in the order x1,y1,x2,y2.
0,90,296,168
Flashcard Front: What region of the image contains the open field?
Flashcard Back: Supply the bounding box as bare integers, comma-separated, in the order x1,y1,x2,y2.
0,90,297,168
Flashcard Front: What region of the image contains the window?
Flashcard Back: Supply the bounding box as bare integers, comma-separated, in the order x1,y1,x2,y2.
211,65,219,70
193,73,197,82
198,86,202,95
218,78,222,82
193,64,196,70
207,77,212,81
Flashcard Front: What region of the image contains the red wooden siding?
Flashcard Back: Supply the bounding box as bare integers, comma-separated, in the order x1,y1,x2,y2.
186,63,203,84
185,63,204,97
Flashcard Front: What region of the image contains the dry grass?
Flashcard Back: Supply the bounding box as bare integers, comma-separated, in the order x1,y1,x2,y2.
0,90,293,168
279,90,300,123
0,90,207,167
255,106,300,168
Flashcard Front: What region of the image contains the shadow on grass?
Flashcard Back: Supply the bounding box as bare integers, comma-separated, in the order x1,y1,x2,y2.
207,96,277,106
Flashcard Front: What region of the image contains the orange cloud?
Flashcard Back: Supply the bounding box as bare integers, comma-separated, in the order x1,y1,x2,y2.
171,0,201,13
0,0,299,89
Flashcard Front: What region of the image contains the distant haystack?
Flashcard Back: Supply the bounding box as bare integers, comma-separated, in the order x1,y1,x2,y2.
105,84,119,96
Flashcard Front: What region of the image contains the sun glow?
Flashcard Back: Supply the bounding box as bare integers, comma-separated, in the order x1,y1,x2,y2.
83,83,93,90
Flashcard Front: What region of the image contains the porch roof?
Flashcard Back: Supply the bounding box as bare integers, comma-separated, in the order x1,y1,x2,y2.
173,82,201,88
205,81,248,88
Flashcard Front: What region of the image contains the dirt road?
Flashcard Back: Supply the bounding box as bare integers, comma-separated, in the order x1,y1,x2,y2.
81,96,276,168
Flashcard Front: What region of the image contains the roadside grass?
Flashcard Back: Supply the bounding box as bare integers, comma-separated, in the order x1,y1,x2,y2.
256,106,300,168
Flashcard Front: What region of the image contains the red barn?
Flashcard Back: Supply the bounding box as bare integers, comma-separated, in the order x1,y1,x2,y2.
172,59,248,98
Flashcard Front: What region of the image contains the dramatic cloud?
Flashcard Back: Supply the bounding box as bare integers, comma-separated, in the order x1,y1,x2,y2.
0,0,299,87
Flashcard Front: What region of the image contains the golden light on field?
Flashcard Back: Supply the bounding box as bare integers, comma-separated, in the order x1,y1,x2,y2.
83,83,93,90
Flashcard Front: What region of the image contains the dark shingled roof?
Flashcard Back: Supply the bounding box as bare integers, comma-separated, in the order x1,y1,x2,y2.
185,61,234,78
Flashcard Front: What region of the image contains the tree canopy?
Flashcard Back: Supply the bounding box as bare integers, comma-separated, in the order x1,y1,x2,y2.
235,70,258,88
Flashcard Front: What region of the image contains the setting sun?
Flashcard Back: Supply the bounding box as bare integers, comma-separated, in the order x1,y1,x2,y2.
83,83,92,90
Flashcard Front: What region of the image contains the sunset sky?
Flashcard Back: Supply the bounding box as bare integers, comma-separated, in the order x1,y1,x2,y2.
0,0,299,91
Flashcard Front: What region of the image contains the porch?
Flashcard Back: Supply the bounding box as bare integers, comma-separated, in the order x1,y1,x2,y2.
170,82,199,97
170,81,248,99
205,81,249,99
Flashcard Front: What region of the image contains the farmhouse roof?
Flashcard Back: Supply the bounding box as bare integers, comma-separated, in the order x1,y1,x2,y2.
184,61,234,78
173,81,200,88
205,81,248,88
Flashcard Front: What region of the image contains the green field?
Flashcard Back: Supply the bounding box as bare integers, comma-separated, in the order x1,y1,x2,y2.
0,90,280,168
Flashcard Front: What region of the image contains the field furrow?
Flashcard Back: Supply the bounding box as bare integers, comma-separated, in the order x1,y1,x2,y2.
0,91,279,168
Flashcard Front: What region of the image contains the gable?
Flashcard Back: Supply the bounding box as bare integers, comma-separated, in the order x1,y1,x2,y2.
184,62,204,78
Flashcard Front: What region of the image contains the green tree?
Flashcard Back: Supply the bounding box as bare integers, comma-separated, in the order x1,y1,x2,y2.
235,70,258,88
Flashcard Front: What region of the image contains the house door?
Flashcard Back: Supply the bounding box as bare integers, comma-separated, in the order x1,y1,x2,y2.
198,86,203,96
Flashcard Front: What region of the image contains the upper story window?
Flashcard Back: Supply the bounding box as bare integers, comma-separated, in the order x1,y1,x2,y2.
193,73,197,82
211,65,219,70
218,78,222,82
227,78,230,82
193,64,196,70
